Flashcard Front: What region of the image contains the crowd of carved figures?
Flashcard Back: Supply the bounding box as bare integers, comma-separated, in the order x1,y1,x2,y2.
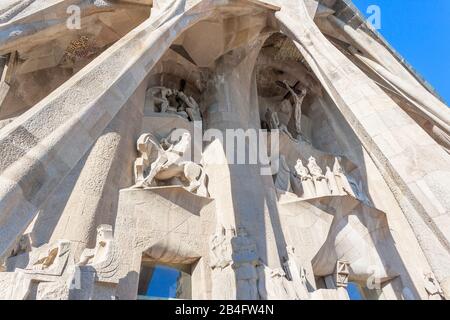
146,86,202,122
139,81,363,204
275,155,365,202
209,225,310,300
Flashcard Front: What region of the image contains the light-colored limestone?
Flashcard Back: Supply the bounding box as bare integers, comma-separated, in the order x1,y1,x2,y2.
0,0,448,300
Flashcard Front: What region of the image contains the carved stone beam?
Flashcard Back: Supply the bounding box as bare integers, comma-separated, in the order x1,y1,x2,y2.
0,0,154,55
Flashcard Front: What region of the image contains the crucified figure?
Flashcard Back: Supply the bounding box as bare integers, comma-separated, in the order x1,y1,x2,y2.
282,80,308,140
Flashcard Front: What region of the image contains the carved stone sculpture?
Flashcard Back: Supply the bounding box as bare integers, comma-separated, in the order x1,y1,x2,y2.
177,91,202,121
335,260,350,288
325,166,340,195
133,131,209,197
0,240,73,299
265,108,280,131
333,157,355,197
147,86,202,121
257,264,303,300
274,155,292,192
210,226,259,300
10,233,31,257
77,225,119,284
283,80,307,140
294,159,316,198
231,227,259,300
283,246,309,299
307,156,330,197
209,227,234,270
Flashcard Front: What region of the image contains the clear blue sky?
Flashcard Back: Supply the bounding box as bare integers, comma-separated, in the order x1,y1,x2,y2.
146,265,179,298
352,0,450,105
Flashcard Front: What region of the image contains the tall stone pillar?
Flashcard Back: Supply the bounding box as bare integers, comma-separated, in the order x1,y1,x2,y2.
203,38,288,299
45,85,145,258
276,1,450,298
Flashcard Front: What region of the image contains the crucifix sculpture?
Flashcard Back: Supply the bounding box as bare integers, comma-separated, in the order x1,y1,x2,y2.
275,80,308,140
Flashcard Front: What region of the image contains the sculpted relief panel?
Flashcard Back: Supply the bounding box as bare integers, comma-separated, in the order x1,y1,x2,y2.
0,225,118,300
133,131,209,197
145,86,202,121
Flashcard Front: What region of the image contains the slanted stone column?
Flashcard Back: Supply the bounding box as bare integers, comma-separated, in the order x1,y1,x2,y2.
0,54,9,108
276,1,450,298
328,14,450,117
351,51,450,132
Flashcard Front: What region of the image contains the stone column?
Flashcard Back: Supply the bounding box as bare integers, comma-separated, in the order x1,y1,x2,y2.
276,2,450,298
202,38,288,299
46,84,145,258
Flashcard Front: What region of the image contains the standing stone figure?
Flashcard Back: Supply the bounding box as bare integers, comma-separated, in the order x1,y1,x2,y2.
265,106,296,140
209,226,233,270
274,155,292,192
278,99,293,126
158,87,173,113
231,227,259,300
325,165,340,195
307,156,329,197
209,226,236,299
294,159,316,198
283,246,309,299
265,108,280,130
177,91,202,121
333,157,354,197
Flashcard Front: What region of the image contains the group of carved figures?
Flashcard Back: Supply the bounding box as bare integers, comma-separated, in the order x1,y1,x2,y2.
0,225,118,299
276,155,365,201
209,226,309,300
133,130,209,197
209,226,445,300
264,81,308,142
147,86,202,122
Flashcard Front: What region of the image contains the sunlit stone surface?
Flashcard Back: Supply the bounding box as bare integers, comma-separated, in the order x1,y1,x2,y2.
0,0,449,300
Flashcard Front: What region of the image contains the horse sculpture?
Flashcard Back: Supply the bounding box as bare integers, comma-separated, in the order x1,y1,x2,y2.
133,131,209,197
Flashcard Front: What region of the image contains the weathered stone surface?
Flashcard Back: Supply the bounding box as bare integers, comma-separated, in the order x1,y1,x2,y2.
0,0,448,300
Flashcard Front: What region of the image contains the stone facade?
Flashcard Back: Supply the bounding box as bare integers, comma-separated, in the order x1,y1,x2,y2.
0,0,449,300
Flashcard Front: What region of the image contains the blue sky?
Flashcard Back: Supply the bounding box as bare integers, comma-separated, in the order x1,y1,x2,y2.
146,266,179,298
352,0,450,104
